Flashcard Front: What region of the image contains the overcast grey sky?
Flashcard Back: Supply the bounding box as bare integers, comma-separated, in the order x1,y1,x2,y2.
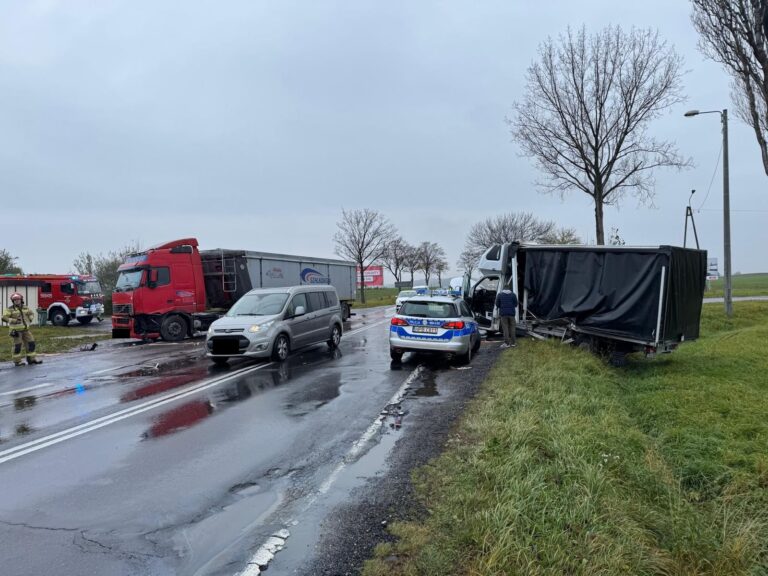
1,0,766,278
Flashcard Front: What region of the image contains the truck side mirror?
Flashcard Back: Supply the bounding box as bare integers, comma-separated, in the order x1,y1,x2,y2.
293,305,306,317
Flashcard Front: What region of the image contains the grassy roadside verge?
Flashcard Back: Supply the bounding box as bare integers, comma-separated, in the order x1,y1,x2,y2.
0,325,113,362
355,288,400,309
364,302,768,575
705,272,768,298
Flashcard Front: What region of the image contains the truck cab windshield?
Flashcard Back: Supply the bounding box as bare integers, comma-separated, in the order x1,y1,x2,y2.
115,269,145,292
227,292,288,317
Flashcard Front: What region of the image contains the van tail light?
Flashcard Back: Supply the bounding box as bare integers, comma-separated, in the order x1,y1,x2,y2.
391,317,409,326
441,321,465,330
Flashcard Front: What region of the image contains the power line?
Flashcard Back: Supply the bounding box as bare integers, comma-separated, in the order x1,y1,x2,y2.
697,143,723,211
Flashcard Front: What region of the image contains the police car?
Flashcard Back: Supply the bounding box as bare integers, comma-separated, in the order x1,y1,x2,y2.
389,295,480,364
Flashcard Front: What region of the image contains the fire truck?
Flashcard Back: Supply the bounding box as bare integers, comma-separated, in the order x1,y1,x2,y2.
0,274,105,326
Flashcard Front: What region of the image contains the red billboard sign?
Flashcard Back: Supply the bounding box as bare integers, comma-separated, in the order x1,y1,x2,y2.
356,265,384,287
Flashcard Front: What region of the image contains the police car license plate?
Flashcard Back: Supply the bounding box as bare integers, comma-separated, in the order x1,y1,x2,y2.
412,326,438,334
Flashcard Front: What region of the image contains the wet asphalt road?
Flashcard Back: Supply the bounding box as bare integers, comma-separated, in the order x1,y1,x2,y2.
0,307,500,576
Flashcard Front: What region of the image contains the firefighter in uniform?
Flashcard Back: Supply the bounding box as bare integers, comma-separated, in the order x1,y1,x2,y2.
2,293,43,366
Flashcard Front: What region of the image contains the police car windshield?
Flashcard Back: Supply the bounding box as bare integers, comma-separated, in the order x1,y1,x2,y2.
400,301,457,319
114,269,144,292
227,292,288,317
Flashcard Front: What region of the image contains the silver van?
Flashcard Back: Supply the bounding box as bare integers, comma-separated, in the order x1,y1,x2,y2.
205,285,343,365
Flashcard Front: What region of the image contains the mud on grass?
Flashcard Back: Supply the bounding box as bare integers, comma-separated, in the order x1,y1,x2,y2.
364,302,768,576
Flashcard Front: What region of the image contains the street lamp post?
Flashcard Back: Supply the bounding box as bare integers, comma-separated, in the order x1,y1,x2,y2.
684,108,732,317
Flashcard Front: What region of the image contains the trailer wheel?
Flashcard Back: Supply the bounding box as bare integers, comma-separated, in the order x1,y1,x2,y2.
50,308,69,327
77,316,93,325
272,334,290,362
160,315,187,342
341,302,351,321
327,324,342,350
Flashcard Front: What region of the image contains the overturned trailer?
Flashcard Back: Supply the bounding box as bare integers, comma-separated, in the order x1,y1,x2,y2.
465,243,707,363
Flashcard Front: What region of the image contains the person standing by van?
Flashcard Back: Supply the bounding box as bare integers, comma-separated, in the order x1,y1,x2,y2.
495,283,518,348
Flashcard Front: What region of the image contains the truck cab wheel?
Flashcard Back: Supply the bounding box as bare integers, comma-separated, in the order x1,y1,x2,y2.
50,308,69,327
160,315,187,342
77,316,93,325
272,334,290,362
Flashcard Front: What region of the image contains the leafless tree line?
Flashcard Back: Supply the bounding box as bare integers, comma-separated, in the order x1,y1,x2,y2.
333,209,452,302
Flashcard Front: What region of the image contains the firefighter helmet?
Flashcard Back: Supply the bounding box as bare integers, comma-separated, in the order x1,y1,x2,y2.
10,292,24,303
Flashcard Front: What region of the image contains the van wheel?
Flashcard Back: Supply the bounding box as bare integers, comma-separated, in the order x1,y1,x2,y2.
272,334,290,362
472,334,481,353
77,317,93,325
390,348,403,362
328,325,342,350
160,315,187,342
50,308,69,326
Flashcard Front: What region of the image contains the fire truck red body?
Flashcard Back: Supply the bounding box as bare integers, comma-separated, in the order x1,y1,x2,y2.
0,274,105,326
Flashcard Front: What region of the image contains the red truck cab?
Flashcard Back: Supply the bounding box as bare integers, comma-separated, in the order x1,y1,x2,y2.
111,239,208,340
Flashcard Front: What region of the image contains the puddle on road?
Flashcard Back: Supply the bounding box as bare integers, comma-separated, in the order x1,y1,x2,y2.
13,396,37,411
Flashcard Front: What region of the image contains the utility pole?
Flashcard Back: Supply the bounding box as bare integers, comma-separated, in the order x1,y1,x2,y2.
722,109,732,317
684,108,733,317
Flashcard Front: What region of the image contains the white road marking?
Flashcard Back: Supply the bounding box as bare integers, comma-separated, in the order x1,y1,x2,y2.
0,382,57,397
0,362,272,465
235,361,424,576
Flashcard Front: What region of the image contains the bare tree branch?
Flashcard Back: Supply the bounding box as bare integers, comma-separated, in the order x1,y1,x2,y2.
692,0,768,176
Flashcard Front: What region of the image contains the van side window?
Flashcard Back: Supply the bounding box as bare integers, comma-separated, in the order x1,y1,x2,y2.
156,267,170,287
288,293,308,316
308,292,326,312
325,290,338,307
42,283,52,293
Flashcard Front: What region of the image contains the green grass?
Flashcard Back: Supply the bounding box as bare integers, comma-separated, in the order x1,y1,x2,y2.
0,324,112,362
355,287,400,309
364,302,768,576
705,273,768,298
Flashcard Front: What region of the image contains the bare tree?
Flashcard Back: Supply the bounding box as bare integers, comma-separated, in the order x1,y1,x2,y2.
692,0,768,176
402,245,420,286
456,248,477,278
73,242,141,313
510,26,688,244
435,257,449,287
333,209,396,304
0,249,23,275
416,242,445,287
461,212,563,265
539,227,582,244
381,237,411,284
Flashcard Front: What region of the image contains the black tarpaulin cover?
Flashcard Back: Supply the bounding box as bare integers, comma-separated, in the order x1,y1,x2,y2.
523,246,706,345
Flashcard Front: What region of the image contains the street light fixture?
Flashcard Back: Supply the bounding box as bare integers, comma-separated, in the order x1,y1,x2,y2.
684,108,732,317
